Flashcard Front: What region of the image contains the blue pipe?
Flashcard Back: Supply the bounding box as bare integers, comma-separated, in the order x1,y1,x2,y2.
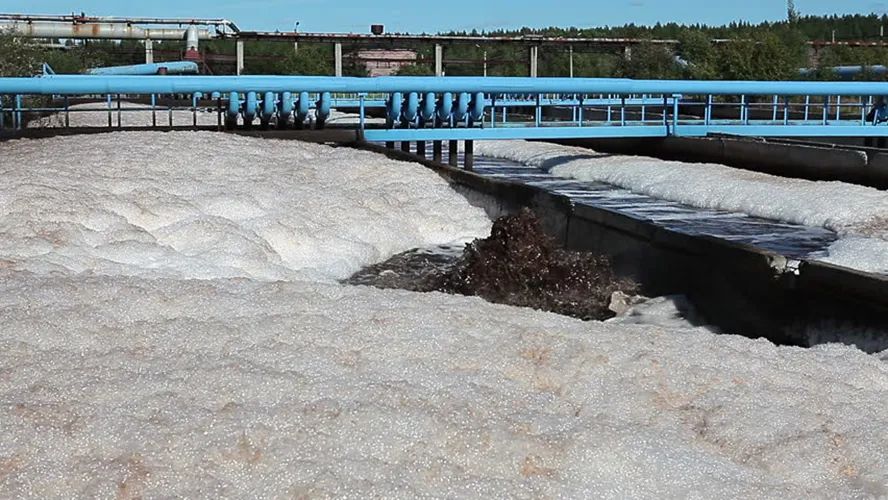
86,61,199,76
421,92,436,123
455,92,470,123
244,91,258,125
10,75,888,96
261,91,275,123
295,91,310,123
316,91,331,123
470,91,485,122
403,92,419,123
227,91,240,121
437,92,453,123
279,91,293,123
387,92,402,123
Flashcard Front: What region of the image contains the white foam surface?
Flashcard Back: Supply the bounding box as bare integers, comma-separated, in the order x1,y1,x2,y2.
0,132,491,281
2,131,888,497
475,140,888,273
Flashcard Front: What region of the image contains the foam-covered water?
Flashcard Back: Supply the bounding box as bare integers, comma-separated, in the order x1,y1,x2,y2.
0,132,491,281
2,131,888,497
475,140,888,273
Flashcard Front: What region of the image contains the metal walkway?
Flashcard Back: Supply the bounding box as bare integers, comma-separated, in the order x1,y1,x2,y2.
5,75,888,144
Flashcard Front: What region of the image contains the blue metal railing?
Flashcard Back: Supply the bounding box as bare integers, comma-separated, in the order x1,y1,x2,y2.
3,75,888,140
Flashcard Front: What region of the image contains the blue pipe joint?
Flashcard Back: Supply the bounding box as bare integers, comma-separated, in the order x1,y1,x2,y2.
296,91,310,122
211,91,221,100
403,92,419,124
386,92,402,123
227,91,240,121
421,92,436,123
454,92,470,123
261,92,276,122
470,92,485,122
316,91,331,122
243,91,258,123
278,91,293,121
437,92,453,124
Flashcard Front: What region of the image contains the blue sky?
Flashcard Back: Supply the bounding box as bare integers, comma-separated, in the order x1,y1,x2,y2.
4,0,885,33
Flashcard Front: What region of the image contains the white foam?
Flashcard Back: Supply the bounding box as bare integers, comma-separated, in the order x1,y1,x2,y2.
1,273,887,497
0,132,491,281
3,131,888,496
475,140,888,273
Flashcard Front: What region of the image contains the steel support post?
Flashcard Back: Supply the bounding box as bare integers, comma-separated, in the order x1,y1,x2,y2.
334,42,343,77
416,140,426,158
236,40,245,75
432,140,443,162
401,141,411,153
145,38,154,64
448,140,458,167
435,44,444,76
464,140,474,170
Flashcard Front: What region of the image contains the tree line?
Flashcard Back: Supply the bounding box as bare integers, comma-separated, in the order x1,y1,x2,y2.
2,13,888,80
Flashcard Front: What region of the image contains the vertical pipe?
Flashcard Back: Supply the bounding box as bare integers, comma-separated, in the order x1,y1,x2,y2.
464,140,474,170
106,94,112,127
151,94,157,127
620,96,626,125
483,50,488,77
192,93,199,129
417,140,426,158
0,96,4,130
672,94,681,136
334,42,343,77
116,94,122,128
578,96,584,126
401,141,411,153
448,140,458,167
435,44,444,77
772,94,778,121
217,95,222,131
359,94,365,130
741,95,747,124
783,97,789,125
805,95,810,122
529,46,539,78
64,96,70,128
535,93,541,126
836,95,842,121
145,38,154,64
168,100,173,128
705,94,712,125
236,40,245,75
433,140,443,163
12,95,20,130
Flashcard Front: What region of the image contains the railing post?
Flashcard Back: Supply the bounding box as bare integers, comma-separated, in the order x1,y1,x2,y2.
117,94,122,128
14,94,23,130
416,140,426,158
448,140,458,167
385,141,395,149
705,95,712,126
151,94,157,128
106,94,112,128
401,141,411,153
0,96,5,130
64,96,70,128
671,94,682,136
359,93,366,130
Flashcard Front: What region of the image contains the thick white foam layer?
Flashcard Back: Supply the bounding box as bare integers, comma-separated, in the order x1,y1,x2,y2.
2,131,888,496
0,132,491,281
474,140,888,273
1,273,887,497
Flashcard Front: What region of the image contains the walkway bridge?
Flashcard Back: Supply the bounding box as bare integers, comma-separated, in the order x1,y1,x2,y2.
5,74,888,166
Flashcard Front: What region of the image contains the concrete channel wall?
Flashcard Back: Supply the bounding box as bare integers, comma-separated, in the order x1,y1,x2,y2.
555,136,888,189
358,141,888,348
